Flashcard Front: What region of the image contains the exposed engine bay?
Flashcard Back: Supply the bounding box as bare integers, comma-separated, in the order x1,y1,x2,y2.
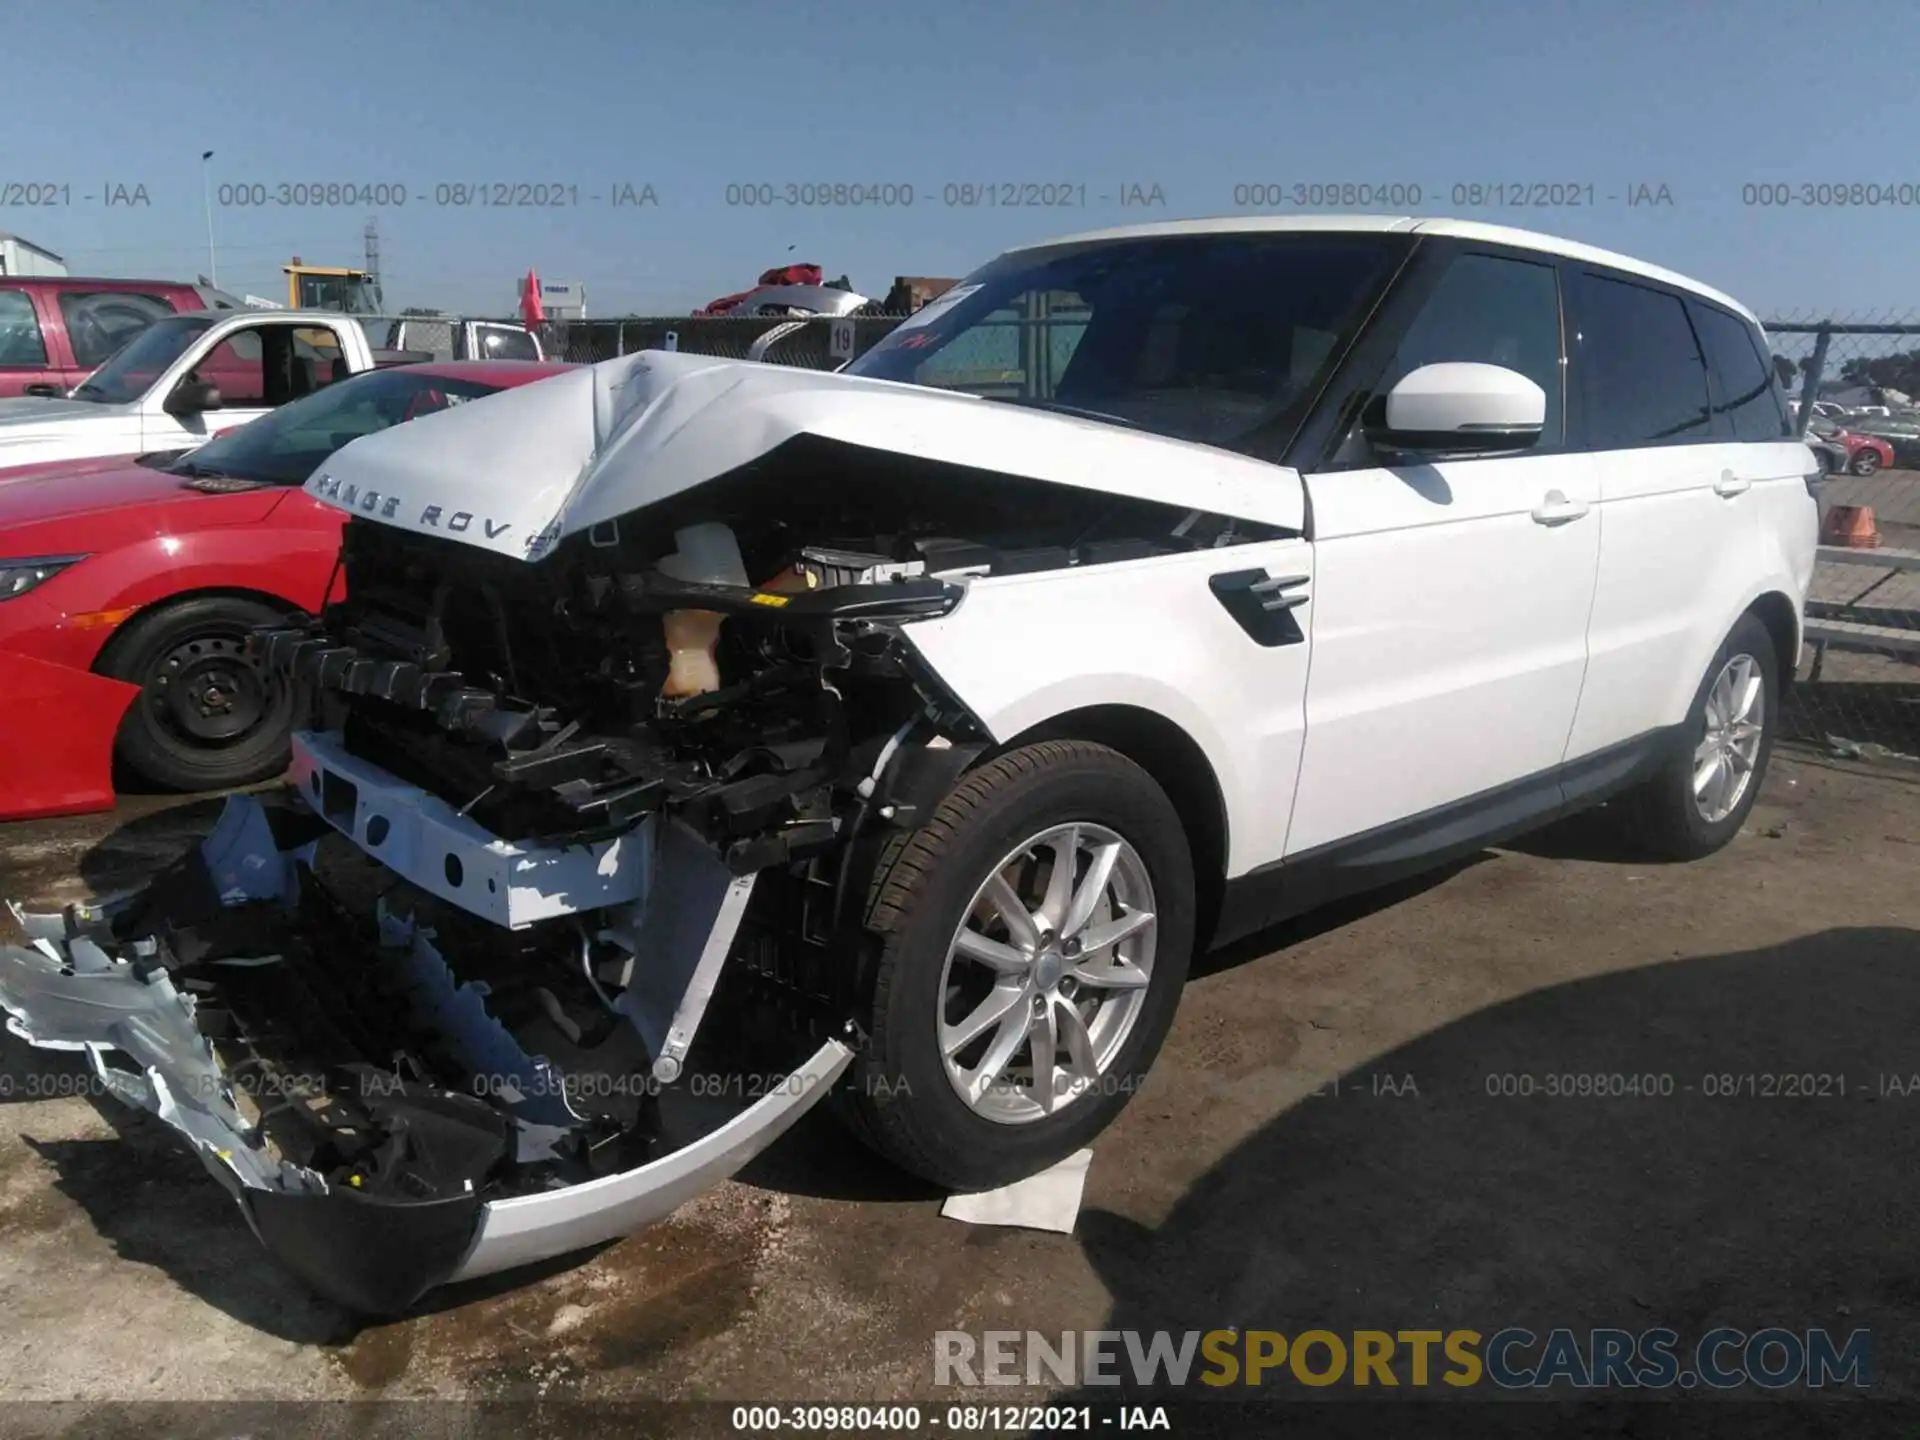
278,436,1272,852
0,426,1277,1313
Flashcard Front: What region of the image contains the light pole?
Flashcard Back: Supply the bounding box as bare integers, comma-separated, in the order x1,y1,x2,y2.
200,150,218,287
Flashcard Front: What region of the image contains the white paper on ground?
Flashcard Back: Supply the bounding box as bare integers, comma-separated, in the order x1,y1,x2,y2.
940,1149,1093,1234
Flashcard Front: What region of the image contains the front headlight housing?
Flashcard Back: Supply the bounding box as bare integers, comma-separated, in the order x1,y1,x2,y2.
0,554,87,601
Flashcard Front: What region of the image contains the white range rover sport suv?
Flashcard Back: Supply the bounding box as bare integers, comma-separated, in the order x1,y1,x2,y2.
0,217,1818,1312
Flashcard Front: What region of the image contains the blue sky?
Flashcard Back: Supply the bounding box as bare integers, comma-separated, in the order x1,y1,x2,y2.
8,0,1914,318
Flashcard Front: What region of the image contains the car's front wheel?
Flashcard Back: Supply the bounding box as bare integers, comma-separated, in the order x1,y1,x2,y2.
845,740,1195,1191
1615,612,1779,861
98,595,295,792
1850,447,1883,477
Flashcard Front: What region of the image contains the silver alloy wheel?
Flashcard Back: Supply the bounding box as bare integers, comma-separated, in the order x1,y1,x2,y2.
936,822,1157,1125
1693,652,1766,824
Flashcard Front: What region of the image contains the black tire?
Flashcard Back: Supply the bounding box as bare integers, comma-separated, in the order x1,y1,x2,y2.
98,595,294,792
1614,612,1779,861
843,740,1195,1191
1849,447,1882,477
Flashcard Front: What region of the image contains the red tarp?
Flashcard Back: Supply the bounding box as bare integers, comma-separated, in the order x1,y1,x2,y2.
697,263,826,316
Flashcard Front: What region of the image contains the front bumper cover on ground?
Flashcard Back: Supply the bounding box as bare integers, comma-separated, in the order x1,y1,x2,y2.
0,793,851,1313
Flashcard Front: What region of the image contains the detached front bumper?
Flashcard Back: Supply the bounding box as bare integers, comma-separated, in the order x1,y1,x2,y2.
0,791,850,1313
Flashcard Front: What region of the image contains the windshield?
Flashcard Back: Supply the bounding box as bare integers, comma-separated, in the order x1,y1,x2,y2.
844,232,1408,453
295,273,375,313
166,368,509,486
71,315,218,404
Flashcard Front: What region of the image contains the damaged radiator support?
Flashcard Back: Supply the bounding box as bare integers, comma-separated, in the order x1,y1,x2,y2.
0,520,1015,1311
251,565,977,849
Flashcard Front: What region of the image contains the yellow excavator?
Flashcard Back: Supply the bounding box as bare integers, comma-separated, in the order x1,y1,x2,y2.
283,259,380,314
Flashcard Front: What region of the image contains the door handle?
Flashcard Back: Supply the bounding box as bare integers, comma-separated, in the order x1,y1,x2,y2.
1530,490,1591,525
1713,470,1751,498
21,383,60,398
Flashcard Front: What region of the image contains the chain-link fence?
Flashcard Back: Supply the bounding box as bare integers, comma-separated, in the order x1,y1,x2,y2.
355,315,544,361
534,313,907,367
1765,318,1920,759
356,314,455,358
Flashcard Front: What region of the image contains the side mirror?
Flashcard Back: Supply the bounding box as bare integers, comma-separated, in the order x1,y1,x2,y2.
165,379,222,416
1366,362,1545,454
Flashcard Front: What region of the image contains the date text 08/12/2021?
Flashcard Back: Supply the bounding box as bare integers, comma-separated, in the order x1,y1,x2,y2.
16,177,1920,210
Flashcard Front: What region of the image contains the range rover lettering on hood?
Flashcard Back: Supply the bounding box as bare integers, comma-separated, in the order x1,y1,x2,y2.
301,349,1307,561
310,473,513,538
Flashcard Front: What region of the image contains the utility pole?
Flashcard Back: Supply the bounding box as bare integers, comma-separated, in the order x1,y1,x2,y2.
363,216,383,312
200,151,218,287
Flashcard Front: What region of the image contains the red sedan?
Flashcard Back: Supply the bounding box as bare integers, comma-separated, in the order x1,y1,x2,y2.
0,360,572,820
1810,416,1897,477
1837,428,1896,477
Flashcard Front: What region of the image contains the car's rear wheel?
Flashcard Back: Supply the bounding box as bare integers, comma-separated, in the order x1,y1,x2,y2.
1849,447,1883,477
1614,613,1779,861
844,740,1195,1191
98,595,294,792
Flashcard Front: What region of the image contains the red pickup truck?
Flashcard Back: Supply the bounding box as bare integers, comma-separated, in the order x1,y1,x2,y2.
0,276,240,398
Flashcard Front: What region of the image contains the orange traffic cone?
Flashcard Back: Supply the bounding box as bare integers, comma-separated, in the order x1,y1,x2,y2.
1821,503,1882,549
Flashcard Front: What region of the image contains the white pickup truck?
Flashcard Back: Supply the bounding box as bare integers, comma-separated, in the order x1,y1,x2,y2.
367,316,545,364
0,309,392,478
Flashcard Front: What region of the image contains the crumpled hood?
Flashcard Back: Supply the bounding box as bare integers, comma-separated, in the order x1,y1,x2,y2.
303,350,1305,561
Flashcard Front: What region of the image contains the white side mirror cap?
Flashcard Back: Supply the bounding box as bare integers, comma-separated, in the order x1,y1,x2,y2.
1376,362,1546,451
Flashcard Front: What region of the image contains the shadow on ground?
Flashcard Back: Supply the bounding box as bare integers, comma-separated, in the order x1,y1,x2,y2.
1196,853,1492,981
1499,801,1653,865
735,853,1497,1207
71,793,260,895
18,1091,358,1345
1055,924,1920,1427
13,1071,621,1347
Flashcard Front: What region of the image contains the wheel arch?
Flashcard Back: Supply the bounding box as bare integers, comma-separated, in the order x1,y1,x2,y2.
1743,589,1801,696
90,586,306,675
996,704,1231,944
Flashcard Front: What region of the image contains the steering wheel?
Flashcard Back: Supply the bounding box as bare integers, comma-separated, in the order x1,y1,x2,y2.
402,388,447,422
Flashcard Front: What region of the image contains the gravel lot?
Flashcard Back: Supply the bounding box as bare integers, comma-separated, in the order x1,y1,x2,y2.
1,746,1917,1434
1821,465,1920,536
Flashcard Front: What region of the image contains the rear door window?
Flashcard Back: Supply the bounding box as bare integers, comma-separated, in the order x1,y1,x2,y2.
0,289,49,366
293,326,347,392
191,325,268,407
1568,272,1713,449
1691,302,1792,441
58,290,177,368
